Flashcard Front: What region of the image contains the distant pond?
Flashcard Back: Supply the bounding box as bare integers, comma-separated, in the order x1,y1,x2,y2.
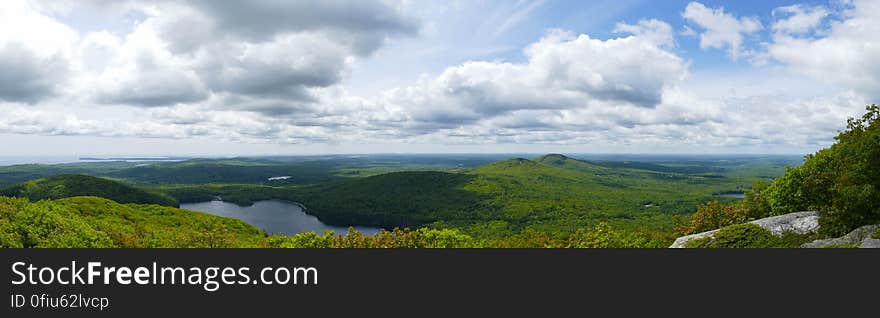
716,192,746,198
181,200,382,236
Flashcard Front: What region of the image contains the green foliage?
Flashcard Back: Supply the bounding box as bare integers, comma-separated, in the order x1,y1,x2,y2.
150,153,791,246
0,174,177,207
565,222,668,248
416,228,482,248
742,180,771,219
684,223,818,248
461,156,755,236
268,232,334,248
676,201,748,235
821,243,860,248
0,196,113,248
492,228,559,248
676,181,774,235
0,196,266,248
488,222,670,248
290,171,484,228
268,227,481,248
684,224,782,248
763,105,880,236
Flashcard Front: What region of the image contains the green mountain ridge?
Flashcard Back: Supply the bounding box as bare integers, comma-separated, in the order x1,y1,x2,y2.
146,153,757,238
0,196,265,248
0,174,178,207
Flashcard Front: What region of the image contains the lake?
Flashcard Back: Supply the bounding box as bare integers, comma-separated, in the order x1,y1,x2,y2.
717,192,746,198
180,200,382,236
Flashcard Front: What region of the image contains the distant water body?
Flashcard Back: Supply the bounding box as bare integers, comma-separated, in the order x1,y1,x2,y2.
717,192,746,198
0,156,186,166
180,200,382,236
0,156,80,166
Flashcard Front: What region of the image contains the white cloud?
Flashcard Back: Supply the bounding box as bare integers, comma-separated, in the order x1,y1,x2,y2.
771,4,828,35
0,0,78,103
380,25,686,130
194,32,352,102
0,1,875,154
682,1,762,60
88,24,208,107
45,0,417,112
614,19,675,48
768,0,880,100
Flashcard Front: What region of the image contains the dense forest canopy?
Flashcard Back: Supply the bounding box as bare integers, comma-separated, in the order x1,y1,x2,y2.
764,105,880,235
678,105,880,241
0,174,178,207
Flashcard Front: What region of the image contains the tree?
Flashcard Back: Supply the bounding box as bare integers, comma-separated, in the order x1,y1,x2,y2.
763,105,880,236
742,180,771,219
676,200,748,235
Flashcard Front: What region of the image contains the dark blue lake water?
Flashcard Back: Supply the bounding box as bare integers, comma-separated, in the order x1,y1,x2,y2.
181,200,381,235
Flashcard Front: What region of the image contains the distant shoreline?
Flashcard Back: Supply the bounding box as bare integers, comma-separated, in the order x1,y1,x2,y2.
79,157,187,161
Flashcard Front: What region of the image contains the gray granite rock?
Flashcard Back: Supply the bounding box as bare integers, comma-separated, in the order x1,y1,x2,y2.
750,211,820,235
801,224,879,248
669,229,720,248
860,237,880,248
670,211,820,248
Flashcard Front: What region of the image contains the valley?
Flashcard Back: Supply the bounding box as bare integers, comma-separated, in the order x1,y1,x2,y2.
0,152,802,247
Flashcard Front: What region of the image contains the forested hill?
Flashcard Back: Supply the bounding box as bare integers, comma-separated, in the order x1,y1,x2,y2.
0,174,178,207
533,153,601,171
289,171,485,227
177,154,751,235
0,196,264,248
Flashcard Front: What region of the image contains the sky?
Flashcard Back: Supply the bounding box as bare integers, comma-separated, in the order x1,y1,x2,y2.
0,0,877,156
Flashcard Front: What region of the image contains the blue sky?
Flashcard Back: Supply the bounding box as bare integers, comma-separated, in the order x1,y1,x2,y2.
348,0,838,95
0,0,877,156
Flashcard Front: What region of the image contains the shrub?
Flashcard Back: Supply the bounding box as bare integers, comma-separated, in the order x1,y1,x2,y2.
763,105,880,236
676,201,748,235
417,228,482,248
684,224,783,248
566,223,619,248
684,223,817,248
494,229,559,248
0,196,267,248
0,197,115,248
741,180,771,219
271,227,482,248
269,232,333,248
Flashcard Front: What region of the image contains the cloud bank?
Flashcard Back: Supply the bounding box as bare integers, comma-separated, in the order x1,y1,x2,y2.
0,0,876,153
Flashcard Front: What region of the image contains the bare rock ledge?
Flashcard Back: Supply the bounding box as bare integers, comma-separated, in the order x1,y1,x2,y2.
669,211,820,248
801,224,879,248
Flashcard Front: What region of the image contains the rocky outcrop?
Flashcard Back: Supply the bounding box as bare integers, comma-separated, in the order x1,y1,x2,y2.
750,211,820,235
670,211,820,248
801,224,879,248
669,229,721,248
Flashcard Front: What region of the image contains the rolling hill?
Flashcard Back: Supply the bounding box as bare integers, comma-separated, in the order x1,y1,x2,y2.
290,171,486,227
158,154,755,237
0,196,265,248
0,174,179,207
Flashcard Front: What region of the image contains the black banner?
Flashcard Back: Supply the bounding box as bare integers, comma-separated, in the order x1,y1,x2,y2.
2,249,878,316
